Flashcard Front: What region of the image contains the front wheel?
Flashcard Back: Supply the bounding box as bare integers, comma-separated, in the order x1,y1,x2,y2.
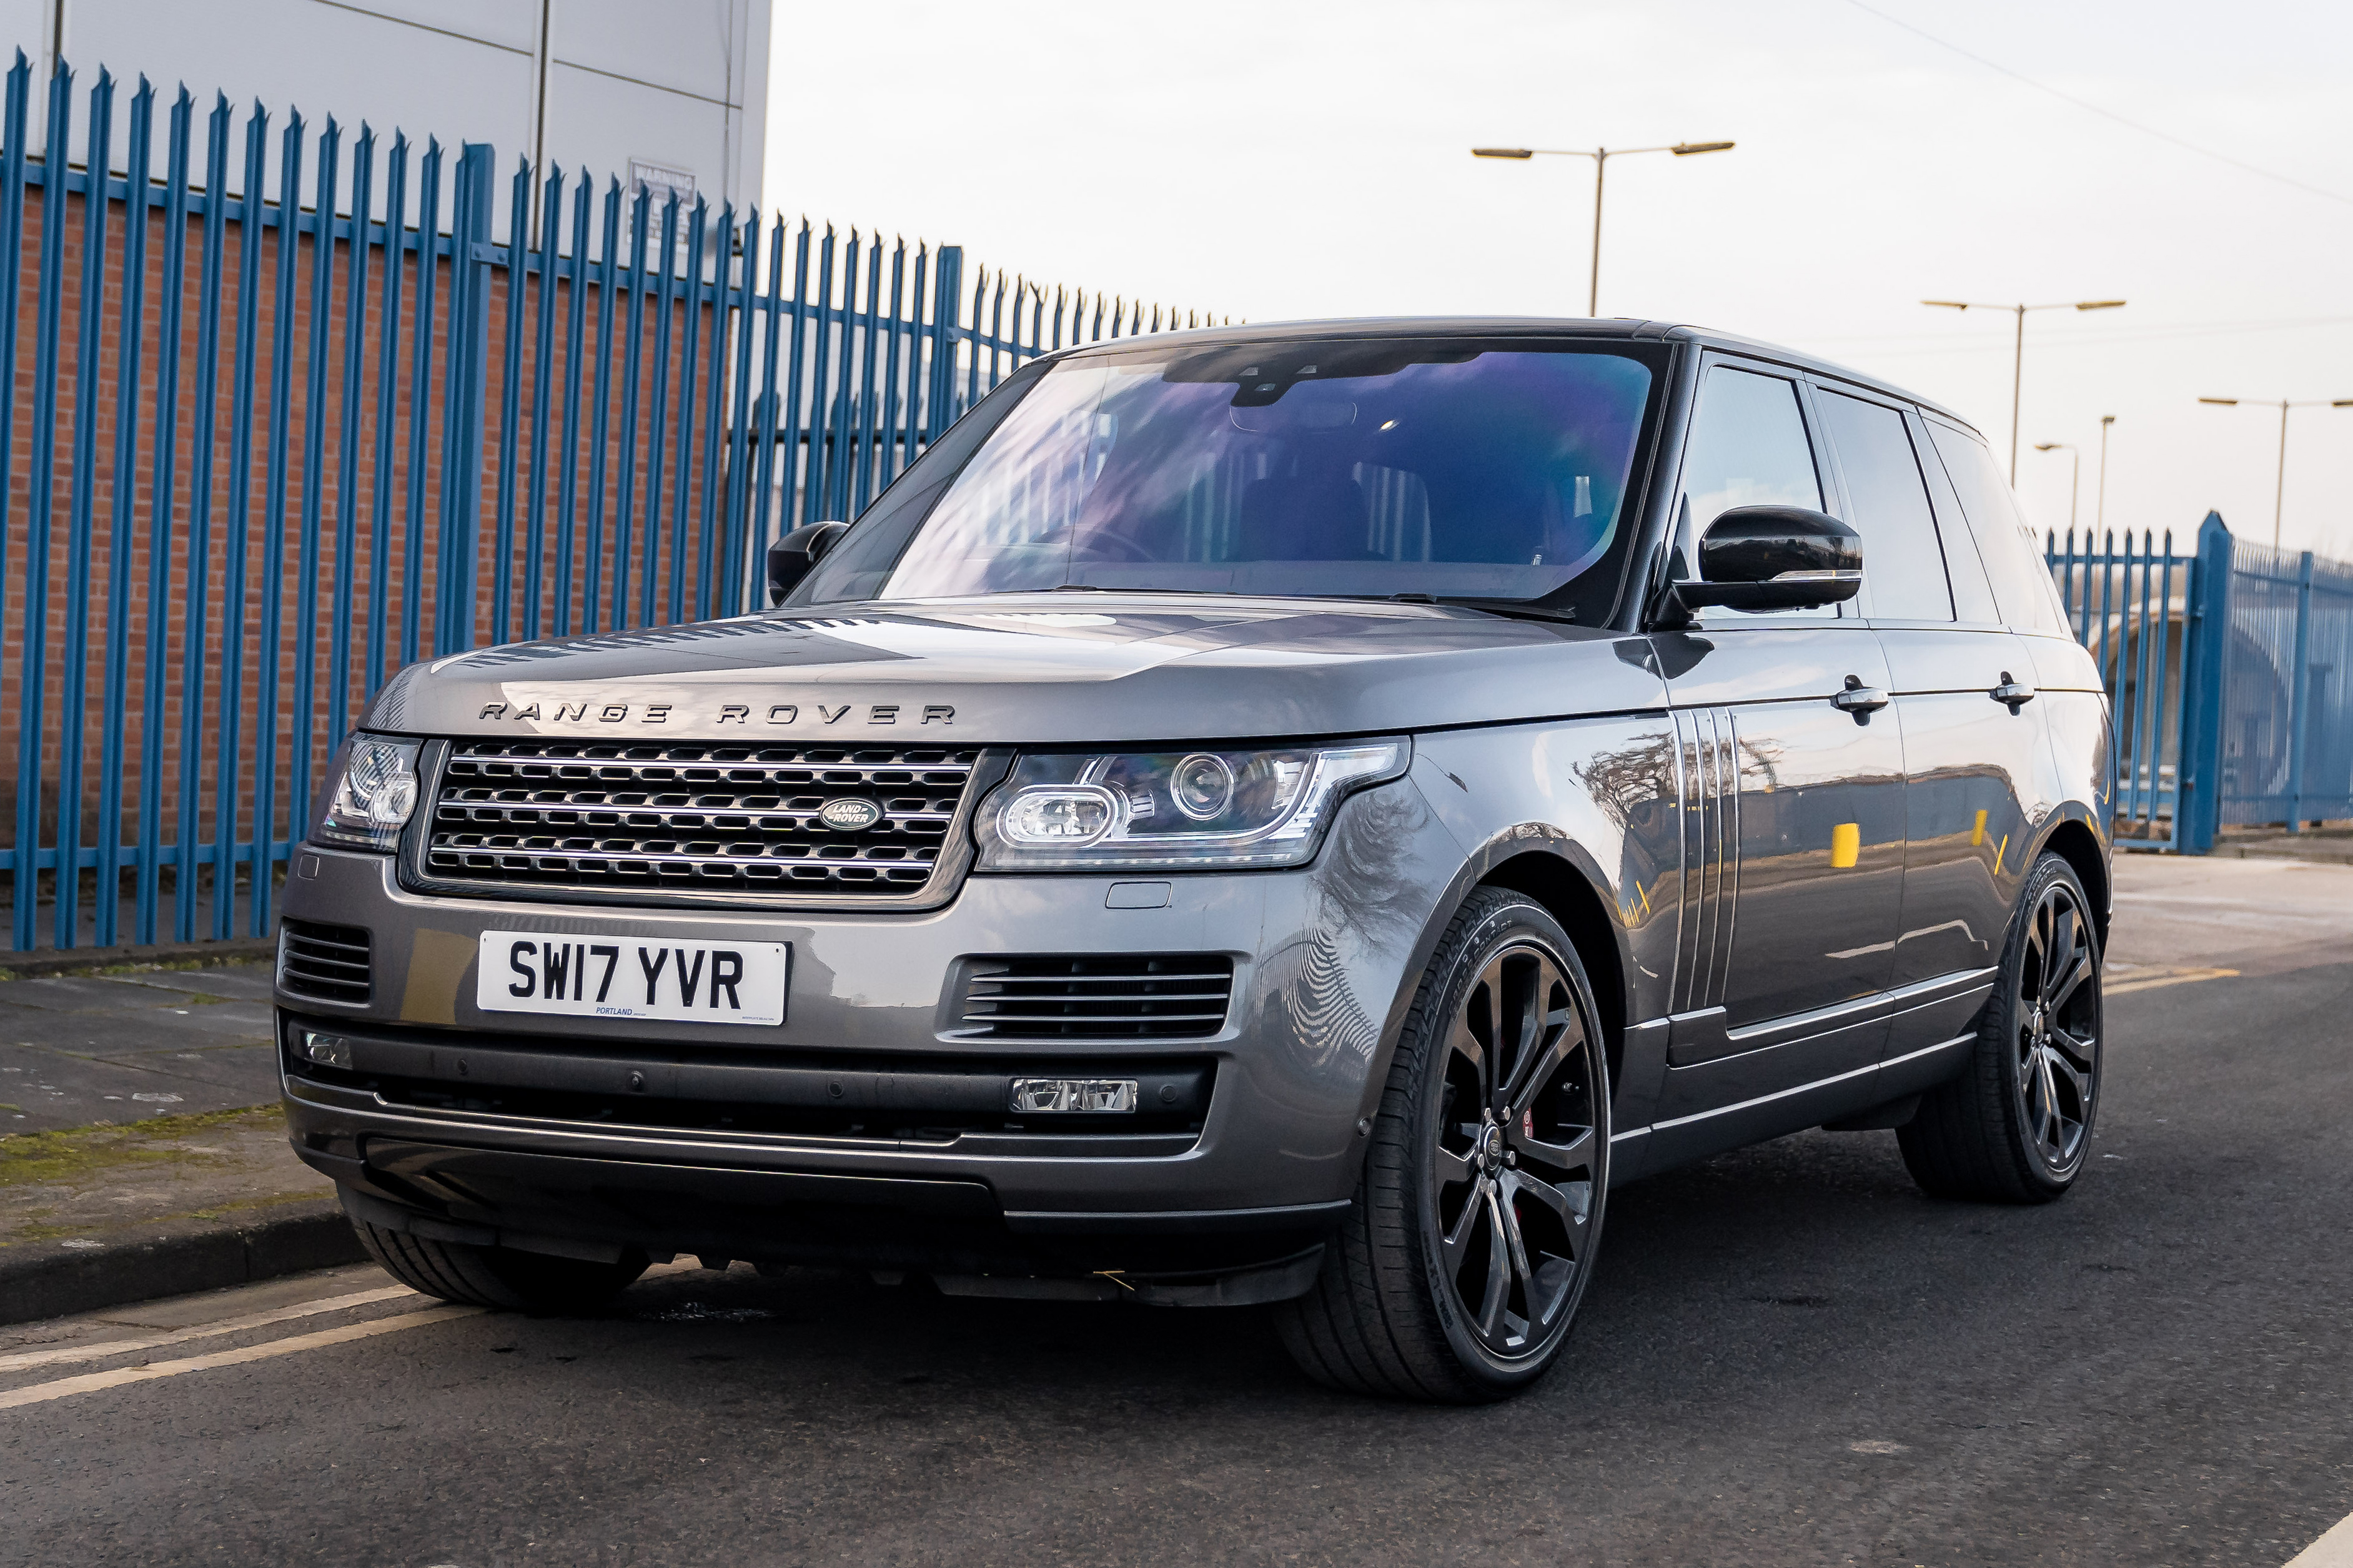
349,1204,648,1313
1277,889,1609,1403
1899,851,2104,1203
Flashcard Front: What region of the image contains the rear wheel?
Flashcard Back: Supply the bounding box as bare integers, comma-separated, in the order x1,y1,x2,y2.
1277,889,1608,1403
1899,852,2103,1203
349,1206,647,1313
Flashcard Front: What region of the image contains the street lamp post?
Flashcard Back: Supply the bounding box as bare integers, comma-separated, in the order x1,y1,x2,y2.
2034,441,2081,534
1472,141,1735,317
2197,396,2353,549
1920,298,2128,481
2096,415,2115,533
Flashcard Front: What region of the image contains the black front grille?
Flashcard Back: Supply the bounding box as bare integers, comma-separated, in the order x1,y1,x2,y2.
955,954,1236,1040
280,919,371,1005
422,739,981,900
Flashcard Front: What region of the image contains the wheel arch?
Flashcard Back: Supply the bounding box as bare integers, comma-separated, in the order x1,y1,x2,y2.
2035,811,2111,949
1371,829,1635,1105
1478,850,1630,1089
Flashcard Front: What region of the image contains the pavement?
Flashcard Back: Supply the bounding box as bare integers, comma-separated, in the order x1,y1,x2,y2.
0,961,355,1324
2206,827,2353,865
0,855,2348,1564
0,962,283,1132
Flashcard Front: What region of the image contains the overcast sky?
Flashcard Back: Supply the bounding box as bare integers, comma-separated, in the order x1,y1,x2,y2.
768,0,2353,560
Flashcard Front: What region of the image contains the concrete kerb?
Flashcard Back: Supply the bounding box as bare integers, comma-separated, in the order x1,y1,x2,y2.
0,1195,365,1328
0,940,357,1326
0,938,278,982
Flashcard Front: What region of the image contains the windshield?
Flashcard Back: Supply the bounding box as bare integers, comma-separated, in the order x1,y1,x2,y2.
794,338,1662,609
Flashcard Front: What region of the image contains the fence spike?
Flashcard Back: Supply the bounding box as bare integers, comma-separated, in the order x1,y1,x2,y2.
0,61,1234,947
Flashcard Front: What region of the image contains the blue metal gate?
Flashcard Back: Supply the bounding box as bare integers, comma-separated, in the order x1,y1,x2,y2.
2209,535,2353,832
2047,525,2201,850
2049,511,2353,853
0,54,1220,954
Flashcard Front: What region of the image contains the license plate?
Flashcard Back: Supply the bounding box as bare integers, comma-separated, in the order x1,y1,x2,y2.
475,932,788,1026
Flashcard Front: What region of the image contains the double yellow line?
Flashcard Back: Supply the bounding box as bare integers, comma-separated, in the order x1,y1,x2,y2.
0,1301,477,1411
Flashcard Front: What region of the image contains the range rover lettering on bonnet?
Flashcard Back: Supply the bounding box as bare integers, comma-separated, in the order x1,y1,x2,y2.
472,700,955,726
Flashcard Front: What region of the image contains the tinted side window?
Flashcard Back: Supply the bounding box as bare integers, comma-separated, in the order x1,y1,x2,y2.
1680,367,1822,526
1908,410,2001,623
1675,367,1833,618
1817,390,1951,621
1924,423,2071,635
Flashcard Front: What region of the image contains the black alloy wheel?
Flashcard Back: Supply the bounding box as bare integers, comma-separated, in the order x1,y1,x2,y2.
2013,872,2101,1175
1278,889,1609,1403
1432,942,1603,1359
1900,852,2104,1203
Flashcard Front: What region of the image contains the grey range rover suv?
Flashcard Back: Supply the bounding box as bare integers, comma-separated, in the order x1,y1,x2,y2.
280,318,2110,1403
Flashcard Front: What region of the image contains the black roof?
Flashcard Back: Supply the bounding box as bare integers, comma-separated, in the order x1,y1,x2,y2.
1056,315,1981,441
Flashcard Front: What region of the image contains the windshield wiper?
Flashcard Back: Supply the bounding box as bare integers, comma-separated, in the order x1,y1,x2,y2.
1387,593,1578,625
1041,583,1216,595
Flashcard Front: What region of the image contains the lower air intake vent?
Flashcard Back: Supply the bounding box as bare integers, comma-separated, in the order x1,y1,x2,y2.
279,919,372,1005
956,954,1234,1040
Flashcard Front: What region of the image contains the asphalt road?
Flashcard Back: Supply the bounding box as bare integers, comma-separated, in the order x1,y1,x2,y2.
2,867,2350,1566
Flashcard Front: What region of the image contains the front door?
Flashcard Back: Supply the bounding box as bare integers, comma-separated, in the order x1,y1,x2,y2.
1647,362,1906,1158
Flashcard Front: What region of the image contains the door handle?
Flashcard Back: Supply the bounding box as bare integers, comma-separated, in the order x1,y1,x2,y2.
1831,674,1890,713
1990,671,2037,712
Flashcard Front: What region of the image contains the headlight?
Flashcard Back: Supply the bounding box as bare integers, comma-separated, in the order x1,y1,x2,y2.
314,734,421,852
974,740,1409,870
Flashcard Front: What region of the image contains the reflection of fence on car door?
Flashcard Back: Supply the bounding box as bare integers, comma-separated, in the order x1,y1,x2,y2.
0,52,1224,955
2048,511,2353,853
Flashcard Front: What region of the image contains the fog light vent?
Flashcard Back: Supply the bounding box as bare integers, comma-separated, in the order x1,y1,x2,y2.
1009,1078,1137,1114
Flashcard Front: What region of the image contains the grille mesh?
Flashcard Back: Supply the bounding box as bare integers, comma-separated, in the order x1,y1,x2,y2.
956,954,1236,1040
280,919,372,1005
424,739,979,899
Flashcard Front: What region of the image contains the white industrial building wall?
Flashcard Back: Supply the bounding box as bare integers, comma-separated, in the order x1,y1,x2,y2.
0,0,769,237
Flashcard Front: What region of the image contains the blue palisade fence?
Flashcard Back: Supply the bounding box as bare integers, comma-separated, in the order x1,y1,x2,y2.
0,53,1221,953
2049,511,2353,854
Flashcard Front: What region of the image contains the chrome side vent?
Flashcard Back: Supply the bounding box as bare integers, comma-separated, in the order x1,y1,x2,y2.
956,954,1235,1041
279,919,372,1006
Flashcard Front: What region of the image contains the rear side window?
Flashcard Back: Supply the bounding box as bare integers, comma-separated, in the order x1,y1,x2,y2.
1907,410,2001,623
1816,390,1951,621
1924,423,2071,636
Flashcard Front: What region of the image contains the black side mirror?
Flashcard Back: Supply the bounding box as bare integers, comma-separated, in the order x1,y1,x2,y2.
1674,505,1861,614
768,521,848,605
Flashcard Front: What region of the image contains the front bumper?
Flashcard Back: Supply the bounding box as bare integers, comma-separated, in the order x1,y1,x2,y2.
278,780,1456,1278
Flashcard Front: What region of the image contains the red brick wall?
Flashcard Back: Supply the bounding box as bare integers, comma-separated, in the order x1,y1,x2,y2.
0,181,733,922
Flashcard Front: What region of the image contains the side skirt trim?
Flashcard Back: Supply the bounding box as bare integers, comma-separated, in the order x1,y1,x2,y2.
1650,1031,1977,1132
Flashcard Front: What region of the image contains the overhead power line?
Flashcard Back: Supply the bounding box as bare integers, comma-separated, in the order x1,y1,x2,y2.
1838,0,2353,208
1801,312,2353,352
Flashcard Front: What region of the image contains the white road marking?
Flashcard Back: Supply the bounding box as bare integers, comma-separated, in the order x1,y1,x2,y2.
0,1284,420,1374
0,1305,478,1410
2287,1507,2353,1567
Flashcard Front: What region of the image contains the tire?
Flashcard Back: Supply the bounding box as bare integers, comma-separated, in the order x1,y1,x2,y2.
1898,851,2104,1203
1276,888,1610,1403
349,1208,648,1313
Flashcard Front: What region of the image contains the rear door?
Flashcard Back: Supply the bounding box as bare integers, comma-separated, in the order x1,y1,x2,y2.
1648,358,1905,1156
1813,387,2031,1080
